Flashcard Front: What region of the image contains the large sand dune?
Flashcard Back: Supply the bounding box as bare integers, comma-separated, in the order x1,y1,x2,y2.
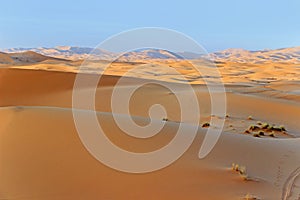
0,53,300,199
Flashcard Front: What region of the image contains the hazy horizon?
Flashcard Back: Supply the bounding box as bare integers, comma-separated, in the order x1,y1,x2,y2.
2,44,300,54
1,0,300,52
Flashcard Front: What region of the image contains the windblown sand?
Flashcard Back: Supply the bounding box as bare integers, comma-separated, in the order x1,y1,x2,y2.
0,59,300,199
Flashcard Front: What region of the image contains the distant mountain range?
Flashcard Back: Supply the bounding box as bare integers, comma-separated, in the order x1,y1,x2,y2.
2,46,112,61
0,51,67,64
2,46,199,61
1,46,300,63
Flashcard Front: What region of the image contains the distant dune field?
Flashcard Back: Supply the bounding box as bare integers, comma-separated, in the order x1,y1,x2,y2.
0,49,300,199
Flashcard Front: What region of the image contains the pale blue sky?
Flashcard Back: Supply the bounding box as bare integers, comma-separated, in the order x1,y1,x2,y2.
0,0,299,52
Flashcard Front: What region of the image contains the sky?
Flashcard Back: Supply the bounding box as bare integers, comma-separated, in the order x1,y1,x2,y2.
0,0,299,52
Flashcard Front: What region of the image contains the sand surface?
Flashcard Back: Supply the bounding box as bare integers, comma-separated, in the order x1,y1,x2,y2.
1,59,300,199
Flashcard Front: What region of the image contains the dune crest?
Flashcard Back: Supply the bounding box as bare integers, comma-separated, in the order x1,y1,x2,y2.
0,47,300,199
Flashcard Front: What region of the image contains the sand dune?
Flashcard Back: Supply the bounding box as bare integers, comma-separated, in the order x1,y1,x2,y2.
4,56,300,103
0,52,14,64
3,105,297,200
211,46,300,64
0,53,300,199
3,46,300,63
0,51,68,65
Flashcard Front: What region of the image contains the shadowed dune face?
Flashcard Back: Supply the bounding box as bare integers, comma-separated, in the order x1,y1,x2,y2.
0,68,134,106
1,68,299,132
2,52,300,103
0,56,300,200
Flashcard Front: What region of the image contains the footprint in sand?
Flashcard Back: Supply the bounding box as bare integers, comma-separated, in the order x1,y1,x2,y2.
282,166,300,200
275,152,292,187
274,150,300,200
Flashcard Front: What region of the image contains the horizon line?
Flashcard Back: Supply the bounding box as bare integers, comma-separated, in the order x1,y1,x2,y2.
1,45,300,54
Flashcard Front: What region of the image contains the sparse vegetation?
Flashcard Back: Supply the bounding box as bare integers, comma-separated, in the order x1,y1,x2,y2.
271,125,286,132
261,123,270,129
202,122,210,128
244,121,287,138
267,125,274,131
253,133,260,138
162,118,168,122
258,131,264,136
274,126,282,131
248,125,260,131
244,193,260,200
231,163,249,181
232,163,239,171
268,132,275,137
279,125,286,131
247,115,253,120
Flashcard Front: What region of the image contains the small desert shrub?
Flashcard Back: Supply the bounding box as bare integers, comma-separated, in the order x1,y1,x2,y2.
261,123,270,129
162,118,168,122
256,121,262,125
253,133,260,138
279,125,286,131
202,122,210,128
244,130,250,134
272,125,286,131
247,115,253,120
238,166,247,175
271,125,286,132
267,125,274,131
258,131,264,136
248,125,259,131
231,163,246,174
231,163,249,180
268,132,275,137
231,163,236,170
244,193,260,200
271,126,280,131
232,163,239,171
